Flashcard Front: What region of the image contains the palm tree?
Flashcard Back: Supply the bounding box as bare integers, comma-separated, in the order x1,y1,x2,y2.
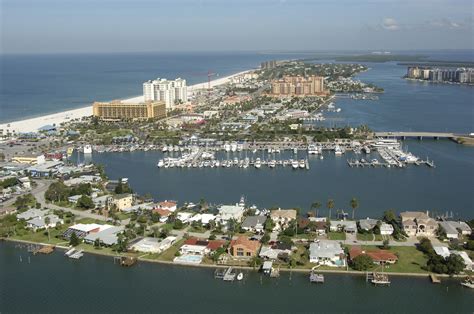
44,216,51,241
350,197,359,220
327,199,335,219
311,201,322,218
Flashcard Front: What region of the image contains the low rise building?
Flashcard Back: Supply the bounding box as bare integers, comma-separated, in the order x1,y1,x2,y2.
17,209,49,221
26,214,63,231
84,226,124,246
241,215,267,233
156,200,177,212
309,241,346,267
330,220,357,233
270,209,297,232
217,204,245,223
438,221,472,239
111,194,133,211
229,236,261,259
400,211,438,237
349,246,398,265
130,236,177,253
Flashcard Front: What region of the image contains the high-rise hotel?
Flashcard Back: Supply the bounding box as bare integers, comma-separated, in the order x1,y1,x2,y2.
271,75,326,96
93,101,166,120
143,78,187,110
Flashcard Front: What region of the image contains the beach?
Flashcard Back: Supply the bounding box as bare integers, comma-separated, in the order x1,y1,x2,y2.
0,69,252,134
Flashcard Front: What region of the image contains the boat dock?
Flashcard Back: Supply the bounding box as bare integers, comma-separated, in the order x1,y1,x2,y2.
65,248,84,259
430,274,441,284
367,272,391,286
33,245,55,255
215,267,237,281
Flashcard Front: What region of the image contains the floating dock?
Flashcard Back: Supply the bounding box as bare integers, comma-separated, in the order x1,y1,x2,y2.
215,267,236,281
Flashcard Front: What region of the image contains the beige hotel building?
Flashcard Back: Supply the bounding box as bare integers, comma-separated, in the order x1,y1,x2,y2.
92,100,166,120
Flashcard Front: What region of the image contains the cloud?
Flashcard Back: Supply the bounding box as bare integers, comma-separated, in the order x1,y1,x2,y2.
382,18,400,31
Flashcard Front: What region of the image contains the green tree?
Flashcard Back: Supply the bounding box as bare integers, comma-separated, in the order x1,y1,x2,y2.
350,197,359,220
69,232,80,246
94,238,101,248
77,195,94,209
382,239,390,249
311,201,322,217
44,216,51,241
45,182,70,203
351,254,374,271
327,199,335,219
445,254,465,275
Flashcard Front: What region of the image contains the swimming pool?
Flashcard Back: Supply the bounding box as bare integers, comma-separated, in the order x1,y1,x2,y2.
173,254,203,264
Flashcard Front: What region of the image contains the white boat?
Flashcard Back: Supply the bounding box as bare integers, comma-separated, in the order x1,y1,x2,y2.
320,155,324,160
157,159,164,168
334,145,343,156
255,158,261,169
231,143,237,152
461,277,474,289
236,272,244,281
308,144,318,155
83,145,92,154
162,145,168,153
336,108,341,113
293,148,298,154
362,146,371,154
268,160,276,168
291,160,299,169
239,196,246,207
299,159,306,169
224,143,231,152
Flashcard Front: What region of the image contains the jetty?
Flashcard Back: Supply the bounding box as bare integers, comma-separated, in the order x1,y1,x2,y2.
430,274,441,284
65,248,84,259
33,245,55,255
367,271,391,286
215,267,237,281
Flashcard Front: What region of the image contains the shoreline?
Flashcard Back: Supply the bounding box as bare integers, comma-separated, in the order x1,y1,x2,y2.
2,237,464,279
0,69,254,134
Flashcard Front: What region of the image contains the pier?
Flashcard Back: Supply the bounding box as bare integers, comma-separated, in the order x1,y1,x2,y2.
374,131,469,140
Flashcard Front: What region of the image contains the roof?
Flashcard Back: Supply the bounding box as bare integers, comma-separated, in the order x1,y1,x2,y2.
17,209,48,220
69,223,111,233
309,241,344,259
113,193,132,200
183,237,225,251
262,261,273,270
157,200,177,208
241,216,267,229
270,209,297,220
331,220,357,230
230,236,260,252
154,208,172,217
84,226,124,245
433,246,451,258
439,221,472,234
358,218,379,230
27,215,62,228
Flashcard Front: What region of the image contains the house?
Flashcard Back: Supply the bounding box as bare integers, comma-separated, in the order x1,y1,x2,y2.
83,226,124,246
309,241,346,267
241,216,267,233
330,220,357,233
177,212,194,223
111,194,133,211
156,200,177,212
63,223,109,239
153,208,173,222
358,218,379,231
189,213,217,225
438,221,472,239
349,246,398,264
259,242,293,260
270,209,297,231
68,195,82,204
229,236,261,259
433,246,451,258
17,209,49,221
92,195,111,209
130,236,177,253
433,246,473,271
26,214,63,231
122,202,155,214
217,204,245,223
400,211,438,237
380,223,394,235
298,218,327,235
179,237,226,256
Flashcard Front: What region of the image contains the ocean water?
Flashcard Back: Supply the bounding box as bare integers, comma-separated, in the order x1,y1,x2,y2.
1,242,473,313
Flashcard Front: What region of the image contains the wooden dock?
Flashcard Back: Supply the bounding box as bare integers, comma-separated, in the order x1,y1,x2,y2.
430,274,441,284
120,256,137,267
33,245,55,255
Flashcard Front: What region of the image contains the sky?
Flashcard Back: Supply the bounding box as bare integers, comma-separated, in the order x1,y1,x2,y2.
1,0,473,53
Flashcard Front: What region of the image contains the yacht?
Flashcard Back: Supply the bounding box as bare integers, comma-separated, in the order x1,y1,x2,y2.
239,196,246,207
293,148,298,154
372,139,400,149
83,145,92,154
231,142,238,152
157,159,164,168
255,158,261,169
292,159,299,169
224,143,231,152
162,145,168,153
268,160,276,168
299,159,306,169
334,145,343,156
320,155,324,160
362,146,371,154
307,144,318,155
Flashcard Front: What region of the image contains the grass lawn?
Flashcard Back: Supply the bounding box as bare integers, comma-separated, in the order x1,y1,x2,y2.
374,234,384,241
157,239,186,261
12,230,66,245
356,233,374,241
188,226,207,233
357,245,428,273
115,212,129,221
76,217,104,224
328,232,346,241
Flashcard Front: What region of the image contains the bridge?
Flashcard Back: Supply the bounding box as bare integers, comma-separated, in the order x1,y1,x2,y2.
374,131,470,140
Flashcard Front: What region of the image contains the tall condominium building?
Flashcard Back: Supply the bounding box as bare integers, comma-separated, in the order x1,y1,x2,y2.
271,75,326,96
93,101,166,120
407,66,473,83
261,60,277,70
143,78,187,110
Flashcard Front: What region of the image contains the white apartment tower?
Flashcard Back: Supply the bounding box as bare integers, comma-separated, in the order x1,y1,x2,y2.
143,78,187,110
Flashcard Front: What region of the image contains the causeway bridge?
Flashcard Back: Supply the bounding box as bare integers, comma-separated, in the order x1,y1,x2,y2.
374,131,471,140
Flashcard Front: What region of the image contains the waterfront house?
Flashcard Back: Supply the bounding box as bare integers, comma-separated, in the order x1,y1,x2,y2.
433,246,473,271
156,200,177,212
259,242,293,260
380,223,394,235
130,236,177,254
17,209,49,221
26,214,63,231
217,204,245,223
122,202,155,214
153,208,173,222
349,246,398,265
433,246,451,258
309,241,346,267
180,237,225,256
241,215,267,233
229,236,261,259
63,223,109,239
189,213,217,226
177,212,194,224
111,194,133,211
358,218,379,232
438,221,472,239
83,226,124,246
270,209,297,232
330,220,357,233
400,211,438,237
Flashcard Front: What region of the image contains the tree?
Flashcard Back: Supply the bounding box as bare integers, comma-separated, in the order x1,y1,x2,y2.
261,233,270,244
350,198,359,220
264,219,275,232
14,194,37,211
77,195,94,209
382,239,390,250
69,232,80,246
45,182,70,203
327,199,335,219
445,254,465,275
44,216,51,241
418,237,435,256
311,201,322,217
94,238,101,248
352,254,374,271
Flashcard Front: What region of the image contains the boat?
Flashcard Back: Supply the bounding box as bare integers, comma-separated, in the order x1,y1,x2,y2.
231,142,237,152
224,143,231,152
162,145,168,153
461,276,474,289
236,272,244,281
291,159,299,169
157,159,164,168
308,144,318,155
83,145,92,154
299,159,306,169
336,108,341,113
320,155,324,160
334,145,343,156
268,160,276,168
309,266,324,283
239,196,246,207
362,146,371,154
255,158,261,169
293,148,298,154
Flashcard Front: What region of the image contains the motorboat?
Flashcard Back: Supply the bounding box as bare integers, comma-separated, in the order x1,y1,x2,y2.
292,159,299,169
255,158,261,169
236,272,244,281
299,159,306,169
83,145,92,154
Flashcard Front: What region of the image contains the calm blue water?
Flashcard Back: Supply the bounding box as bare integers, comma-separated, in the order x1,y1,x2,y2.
1,242,473,313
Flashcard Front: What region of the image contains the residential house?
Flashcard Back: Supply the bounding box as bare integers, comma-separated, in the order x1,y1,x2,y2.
349,246,398,265
92,195,111,209
179,237,225,256
189,213,217,225
111,194,133,211
177,212,194,223
270,209,297,232
438,221,472,239
83,226,124,246
153,208,173,223
330,220,357,233
229,236,261,259
358,218,379,232
433,246,473,271
63,223,109,239
17,209,49,221
217,204,245,223
156,200,178,212
68,195,82,204
259,242,293,260
400,211,438,237
309,241,346,267
130,236,177,253
241,216,267,233
122,202,155,214
380,223,394,235
26,214,63,231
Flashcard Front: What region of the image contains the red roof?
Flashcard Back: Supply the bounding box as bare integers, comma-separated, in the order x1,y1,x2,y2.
157,201,177,208
207,240,226,251
230,236,260,252
153,208,172,217
349,246,398,263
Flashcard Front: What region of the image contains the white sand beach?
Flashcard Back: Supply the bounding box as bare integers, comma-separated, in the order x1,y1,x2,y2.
0,69,253,134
